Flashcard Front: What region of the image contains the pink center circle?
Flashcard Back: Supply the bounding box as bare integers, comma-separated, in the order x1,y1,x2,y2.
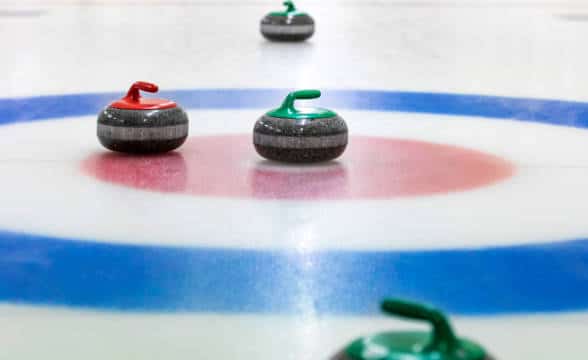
82,135,514,200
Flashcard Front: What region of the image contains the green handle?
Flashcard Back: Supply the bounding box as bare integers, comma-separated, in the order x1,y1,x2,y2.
291,89,321,100
267,89,336,119
381,299,459,352
283,0,296,12
278,89,321,113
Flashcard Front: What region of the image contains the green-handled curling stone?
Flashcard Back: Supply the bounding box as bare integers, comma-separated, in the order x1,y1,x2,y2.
253,89,348,163
260,0,315,41
333,299,494,360
97,81,189,154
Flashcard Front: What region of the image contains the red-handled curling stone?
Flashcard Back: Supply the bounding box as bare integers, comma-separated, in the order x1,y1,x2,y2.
97,81,189,154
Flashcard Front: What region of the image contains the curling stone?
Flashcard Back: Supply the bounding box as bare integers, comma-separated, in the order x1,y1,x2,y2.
253,89,348,163
332,299,494,360
97,81,189,154
260,0,315,42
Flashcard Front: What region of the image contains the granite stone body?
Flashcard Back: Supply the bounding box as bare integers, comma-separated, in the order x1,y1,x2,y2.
253,114,347,163
97,106,189,153
260,14,315,41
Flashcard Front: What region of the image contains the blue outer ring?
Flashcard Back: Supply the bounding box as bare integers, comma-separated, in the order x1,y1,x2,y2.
1,88,588,316
3,89,588,128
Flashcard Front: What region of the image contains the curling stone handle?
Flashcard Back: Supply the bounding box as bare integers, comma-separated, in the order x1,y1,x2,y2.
292,89,321,100
279,89,321,114
125,81,159,102
283,0,296,12
381,299,459,352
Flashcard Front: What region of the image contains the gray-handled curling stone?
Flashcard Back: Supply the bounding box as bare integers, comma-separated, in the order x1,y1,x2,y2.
97,81,189,154
260,1,315,42
253,89,348,163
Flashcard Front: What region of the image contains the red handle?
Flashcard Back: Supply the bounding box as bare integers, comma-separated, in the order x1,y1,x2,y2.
125,81,159,102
